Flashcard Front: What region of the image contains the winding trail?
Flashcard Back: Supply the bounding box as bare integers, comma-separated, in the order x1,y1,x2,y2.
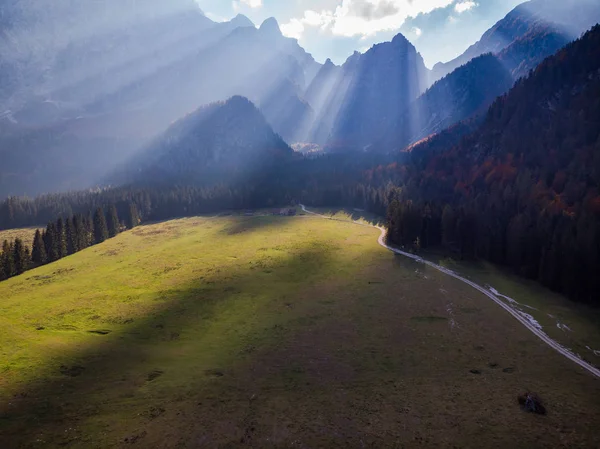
300,204,600,379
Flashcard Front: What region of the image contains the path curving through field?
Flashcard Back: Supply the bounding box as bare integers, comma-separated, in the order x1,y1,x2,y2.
299,204,600,379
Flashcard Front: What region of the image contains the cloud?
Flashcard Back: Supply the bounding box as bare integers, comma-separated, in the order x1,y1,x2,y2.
349,0,399,20
234,0,262,9
281,9,335,40
413,27,422,37
281,0,454,40
454,1,477,13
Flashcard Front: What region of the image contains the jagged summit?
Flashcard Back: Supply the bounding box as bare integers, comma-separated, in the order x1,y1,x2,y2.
259,17,282,36
391,32,411,46
230,14,254,28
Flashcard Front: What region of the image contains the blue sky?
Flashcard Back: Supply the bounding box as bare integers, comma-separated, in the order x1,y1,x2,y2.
196,0,524,67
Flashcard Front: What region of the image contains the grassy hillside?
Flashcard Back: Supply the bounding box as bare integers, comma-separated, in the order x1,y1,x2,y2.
1,215,599,448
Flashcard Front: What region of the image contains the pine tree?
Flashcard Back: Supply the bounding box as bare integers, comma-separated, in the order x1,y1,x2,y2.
85,213,94,247
0,247,5,281
56,218,67,259
13,238,30,275
2,240,15,279
44,222,60,262
93,208,109,244
106,205,120,238
31,229,47,266
73,215,88,251
66,217,77,255
126,202,141,229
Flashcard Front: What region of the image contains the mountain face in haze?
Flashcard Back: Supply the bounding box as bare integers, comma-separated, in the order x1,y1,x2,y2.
304,34,429,151
1,0,598,201
0,0,216,118
431,0,600,83
384,53,513,150
0,2,318,198
121,96,293,185
387,0,600,152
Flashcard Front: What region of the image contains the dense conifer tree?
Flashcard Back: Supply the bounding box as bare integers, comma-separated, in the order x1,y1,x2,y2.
93,208,109,244
31,229,47,266
2,240,15,279
85,213,94,247
106,205,120,237
126,202,141,229
0,248,5,281
13,238,30,275
66,217,77,255
44,223,60,262
56,218,67,258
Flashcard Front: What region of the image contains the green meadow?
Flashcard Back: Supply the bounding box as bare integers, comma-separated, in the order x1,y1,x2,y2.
1,214,599,448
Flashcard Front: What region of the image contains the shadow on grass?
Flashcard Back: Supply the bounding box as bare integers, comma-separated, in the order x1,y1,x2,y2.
219,215,296,237
0,242,336,448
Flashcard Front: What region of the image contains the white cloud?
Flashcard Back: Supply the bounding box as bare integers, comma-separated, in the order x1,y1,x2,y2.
281,19,305,40
281,9,335,40
454,1,477,13
236,0,262,9
414,27,422,37
281,0,454,40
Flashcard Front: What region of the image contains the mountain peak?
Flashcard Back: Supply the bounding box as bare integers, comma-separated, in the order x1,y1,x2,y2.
259,17,282,36
391,32,411,46
230,14,254,28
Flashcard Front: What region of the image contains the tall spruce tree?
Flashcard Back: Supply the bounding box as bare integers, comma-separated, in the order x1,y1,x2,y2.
0,246,5,281
31,229,47,266
85,213,94,247
66,217,77,255
93,208,109,244
44,222,60,262
106,205,120,238
13,238,30,275
56,218,67,259
73,215,87,251
2,240,15,279
126,202,141,229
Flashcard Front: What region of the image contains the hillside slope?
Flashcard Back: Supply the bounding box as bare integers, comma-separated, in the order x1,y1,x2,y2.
384,53,513,150
431,0,600,82
389,24,600,303
121,96,293,185
1,215,599,447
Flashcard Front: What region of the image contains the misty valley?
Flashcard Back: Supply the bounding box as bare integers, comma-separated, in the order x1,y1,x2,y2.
1,0,600,447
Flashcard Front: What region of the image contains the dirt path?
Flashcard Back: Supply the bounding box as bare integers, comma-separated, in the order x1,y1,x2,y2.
299,204,600,379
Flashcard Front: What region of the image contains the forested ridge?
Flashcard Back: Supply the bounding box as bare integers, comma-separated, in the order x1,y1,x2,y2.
386,25,600,304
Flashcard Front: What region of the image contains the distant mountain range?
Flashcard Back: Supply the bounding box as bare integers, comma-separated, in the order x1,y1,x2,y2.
0,0,599,198
431,0,600,82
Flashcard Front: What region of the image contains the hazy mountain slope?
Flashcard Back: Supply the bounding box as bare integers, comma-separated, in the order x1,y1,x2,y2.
390,53,513,149
497,23,570,79
0,0,215,118
431,0,600,83
0,6,317,198
312,34,429,151
121,96,293,185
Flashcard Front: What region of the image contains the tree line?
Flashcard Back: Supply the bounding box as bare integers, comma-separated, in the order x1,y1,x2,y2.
0,203,140,282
